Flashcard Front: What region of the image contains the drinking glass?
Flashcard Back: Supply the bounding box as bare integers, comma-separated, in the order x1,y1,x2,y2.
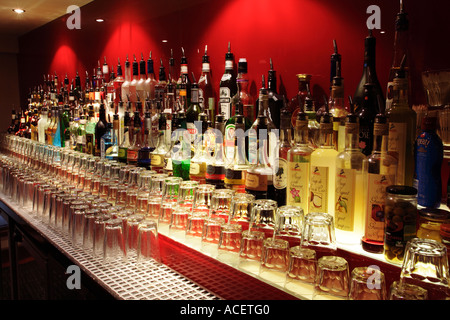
349,266,387,300
389,281,428,300
301,212,337,251
201,216,226,256
216,223,243,267
313,256,350,300
137,219,160,265
284,247,317,298
209,189,236,222
103,218,126,265
274,205,304,245
125,214,146,259
250,199,278,238
259,237,290,284
238,230,265,274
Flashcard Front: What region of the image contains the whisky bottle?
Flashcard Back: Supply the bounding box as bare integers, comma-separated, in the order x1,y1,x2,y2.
94,104,108,157
127,111,142,166
198,45,215,116
286,109,313,211
219,42,237,119
334,99,367,245
273,109,292,206
206,114,226,188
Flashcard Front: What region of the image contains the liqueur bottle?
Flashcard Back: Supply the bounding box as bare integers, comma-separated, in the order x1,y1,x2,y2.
266,58,284,130
309,104,338,217
304,96,320,150
61,105,71,148
386,1,410,113
362,114,397,253
189,112,209,184
145,52,157,100
329,60,347,153
136,53,147,102
100,122,113,160
155,58,167,106
121,55,131,103
127,111,142,166
205,114,227,188
94,104,108,157
353,29,385,114
137,111,154,169
219,42,237,120
76,114,87,153
113,58,125,104
104,113,120,161
198,45,215,117
273,109,292,206
334,99,367,245
286,109,313,211
234,58,254,123
172,110,190,180
129,55,139,104
357,83,379,156
386,55,416,186
118,109,131,163
150,109,170,173
37,107,49,144
186,73,201,144
291,74,312,126
415,116,443,208
177,47,191,109
224,99,252,163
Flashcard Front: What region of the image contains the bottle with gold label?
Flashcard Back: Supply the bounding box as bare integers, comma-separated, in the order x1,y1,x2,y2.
189,112,209,184
329,60,347,153
362,113,398,254
386,55,416,186
334,99,367,245
286,109,313,212
310,102,338,217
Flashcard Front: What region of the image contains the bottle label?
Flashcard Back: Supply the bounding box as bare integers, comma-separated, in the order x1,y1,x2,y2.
273,158,287,190
187,122,197,142
224,123,235,161
358,124,372,155
245,172,267,191
225,61,233,70
287,161,310,209
388,122,407,185
100,139,105,158
205,165,225,180
190,162,206,176
151,154,164,166
309,166,329,213
118,147,127,160
180,64,188,74
202,63,210,72
219,87,231,119
365,173,394,242
225,168,244,185
248,129,257,165
335,168,356,231
127,149,138,163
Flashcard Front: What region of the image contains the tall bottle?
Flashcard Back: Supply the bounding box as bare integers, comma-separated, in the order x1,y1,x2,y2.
95,104,108,157
113,59,125,104
358,83,379,156
273,109,292,206
189,112,209,184
38,107,49,144
353,30,385,115
118,110,131,163
234,58,254,123
61,105,71,148
121,55,131,103
219,42,237,120
415,116,443,208
172,110,190,181
206,114,227,188
155,58,167,106
386,1,410,113
151,105,170,173
286,109,313,211
198,45,215,120
362,113,397,253
104,114,119,161
85,106,96,155
127,111,142,166
186,73,201,144
136,53,147,102
334,99,367,245
266,58,284,130
129,55,139,104
309,104,339,217
329,60,347,153
177,47,191,110
145,52,157,100
386,55,416,186
138,111,154,169
76,115,87,153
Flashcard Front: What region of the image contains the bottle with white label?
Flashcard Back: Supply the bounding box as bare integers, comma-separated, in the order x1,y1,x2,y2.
286,109,313,212
219,42,237,120
362,114,398,254
310,104,338,217
334,100,367,245
386,55,416,187
120,55,131,103
273,109,291,206
186,74,201,144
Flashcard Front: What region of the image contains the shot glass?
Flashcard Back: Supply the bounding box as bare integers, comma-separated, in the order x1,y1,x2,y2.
274,205,304,246
301,212,337,251
72,205,89,247
229,193,255,231
349,266,387,300
137,219,160,265
93,214,111,258
209,189,236,222
201,216,226,256
216,223,243,267
400,238,449,287
285,247,317,297
259,237,290,284
250,199,278,238
191,184,216,215
185,210,209,248
103,218,126,265
238,230,265,274
313,256,350,300
125,214,146,259
168,205,191,241
389,281,428,300
82,209,101,251
177,180,199,210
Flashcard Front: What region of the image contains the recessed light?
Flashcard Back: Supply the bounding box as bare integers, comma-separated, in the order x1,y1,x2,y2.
13,8,25,14
380,30,385,34
96,18,104,22
162,40,168,43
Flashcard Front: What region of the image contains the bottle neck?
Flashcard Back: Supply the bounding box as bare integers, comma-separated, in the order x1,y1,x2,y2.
372,122,389,153
294,120,309,145
319,122,334,148
344,122,360,150
392,78,409,108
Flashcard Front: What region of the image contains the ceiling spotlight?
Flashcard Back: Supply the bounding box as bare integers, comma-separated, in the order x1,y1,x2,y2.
162,40,168,43
13,8,25,14
380,30,385,34
96,18,104,22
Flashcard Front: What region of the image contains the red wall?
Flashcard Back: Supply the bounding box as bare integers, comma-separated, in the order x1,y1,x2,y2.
17,0,450,109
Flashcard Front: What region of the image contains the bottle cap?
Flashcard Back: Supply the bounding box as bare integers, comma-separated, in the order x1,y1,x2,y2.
238,58,248,73
419,208,450,222
385,185,417,196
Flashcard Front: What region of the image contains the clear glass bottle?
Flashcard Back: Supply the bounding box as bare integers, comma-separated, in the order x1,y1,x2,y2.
273,109,292,206
38,106,49,144
362,114,398,254
145,51,157,101
121,55,131,103
219,42,237,120
286,109,313,211
186,75,201,144
198,45,215,118
136,53,147,102
103,114,119,161
127,111,142,166
290,74,312,126
206,114,226,188
234,58,254,123
118,109,131,164
329,61,347,153
151,105,170,174
155,58,167,107
334,103,367,245
113,58,124,104
76,115,87,153
304,96,320,150
189,112,209,184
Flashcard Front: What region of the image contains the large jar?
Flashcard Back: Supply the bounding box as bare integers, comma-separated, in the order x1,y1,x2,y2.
417,208,450,242
384,185,418,264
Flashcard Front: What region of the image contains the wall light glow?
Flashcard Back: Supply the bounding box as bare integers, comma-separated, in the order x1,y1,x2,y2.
13,8,25,14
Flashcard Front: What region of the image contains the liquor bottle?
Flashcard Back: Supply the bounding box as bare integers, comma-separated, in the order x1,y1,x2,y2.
334,99,367,245
69,112,79,150
7,109,17,134
168,49,177,87
136,53,147,102
186,73,201,143
273,109,292,206
234,58,254,123
37,107,49,143
189,112,209,184
353,29,385,114
286,109,313,211
329,39,342,92
102,56,109,83
219,42,237,119
155,58,167,106
145,52,157,100
100,122,113,160
61,105,71,148
85,105,96,155
224,101,252,163
129,55,139,104
386,1,410,113
309,104,338,216
95,104,108,157
172,110,190,181
224,109,249,193
113,58,125,104
198,45,215,120
266,58,284,130
105,113,120,161
164,81,176,146
358,83,379,156
386,55,416,186
137,111,154,169
118,109,131,163
151,105,170,173
304,96,320,150
47,106,56,145
76,115,87,153
291,74,312,126
329,60,347,153
205,114,226,188
177,47,191,109
121,55,131,103
415,116,443,208
127,111,142,166
362,113,397,253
